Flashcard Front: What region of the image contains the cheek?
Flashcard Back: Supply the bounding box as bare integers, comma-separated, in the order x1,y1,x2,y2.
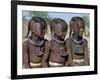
59,32,66,37
79,30,84,36
30,26,34,32
78,32,83,37
54,31,60,37
72,27,78,33
35,28,40,32
35,28,45,36
35,27,41,33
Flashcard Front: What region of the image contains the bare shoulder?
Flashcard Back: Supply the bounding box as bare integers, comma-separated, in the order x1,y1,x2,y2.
65,38,72,44
44,39,48,44
22,38,29,46
45,40,52,48
83,38,88,44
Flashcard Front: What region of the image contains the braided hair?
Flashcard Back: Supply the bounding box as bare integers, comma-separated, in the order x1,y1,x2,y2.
25,16,47,38
69,16,85,37
50,18,68,35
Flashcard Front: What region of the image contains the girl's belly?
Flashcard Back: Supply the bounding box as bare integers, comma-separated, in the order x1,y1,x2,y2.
49,52,66,64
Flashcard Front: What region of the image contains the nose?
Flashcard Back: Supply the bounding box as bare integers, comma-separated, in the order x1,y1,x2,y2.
39,29,45,37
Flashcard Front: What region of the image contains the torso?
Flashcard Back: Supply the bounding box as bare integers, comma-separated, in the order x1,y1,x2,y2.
25,38,47,63
68,37,86,59
49,39,68,64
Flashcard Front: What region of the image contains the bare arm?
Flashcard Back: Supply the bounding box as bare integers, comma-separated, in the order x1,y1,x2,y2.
84,39,89,65
65,39,74,66
23,41,30,68
42,41,51,67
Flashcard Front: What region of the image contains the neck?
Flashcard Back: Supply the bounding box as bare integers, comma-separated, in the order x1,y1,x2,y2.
71,33,83,45
52,34,64,44
31,33,42,41
29,33,44,47
54,34,64,41
72,33,78,40
72,33,82,41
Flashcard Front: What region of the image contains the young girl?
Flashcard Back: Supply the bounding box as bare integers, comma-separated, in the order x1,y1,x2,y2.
23,17,48,68
42,18,69,67
66,16,89,66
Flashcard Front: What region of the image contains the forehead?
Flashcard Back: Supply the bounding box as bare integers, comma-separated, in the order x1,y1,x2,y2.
78,20,84,27
30,20,40,25
54,23,65,30
72,20,84,28
30,20,41,28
